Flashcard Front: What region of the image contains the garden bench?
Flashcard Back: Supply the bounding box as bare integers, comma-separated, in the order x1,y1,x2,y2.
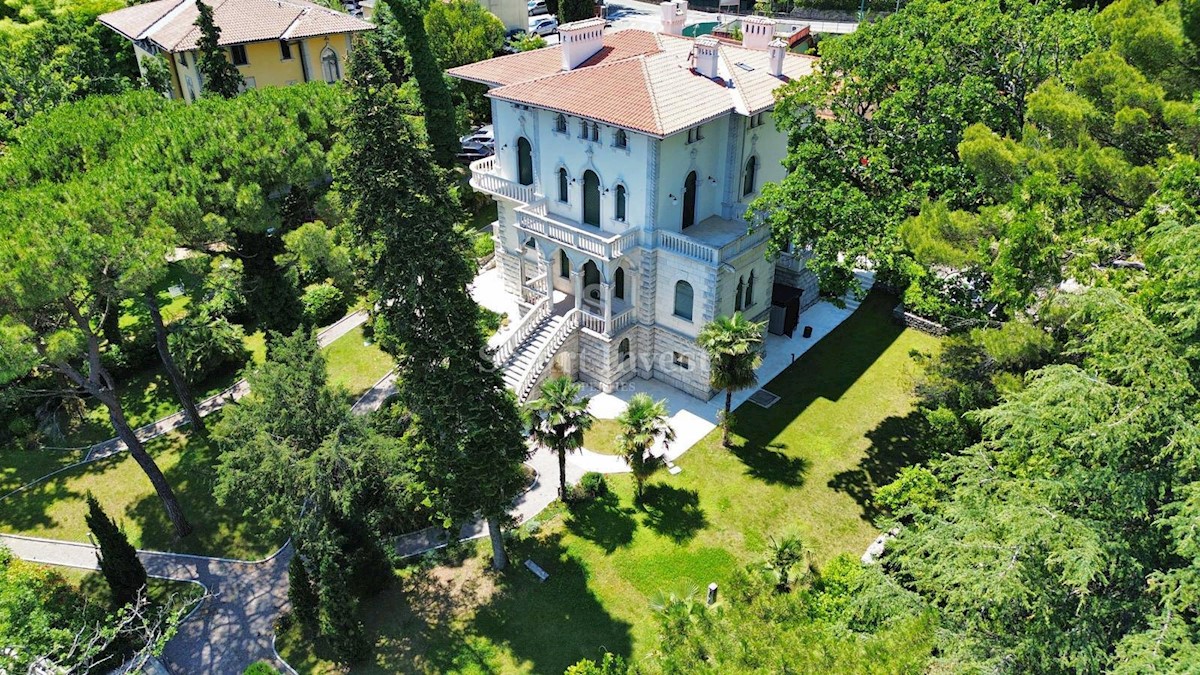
524,559,549,582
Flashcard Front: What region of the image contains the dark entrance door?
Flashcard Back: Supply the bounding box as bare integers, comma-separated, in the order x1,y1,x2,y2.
517,138,533,186
583,170,600,226
682,171,697,228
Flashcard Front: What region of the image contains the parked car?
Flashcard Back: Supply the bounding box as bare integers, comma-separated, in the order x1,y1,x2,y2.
528,0,548,15
460,124,494,147
529,15,558,36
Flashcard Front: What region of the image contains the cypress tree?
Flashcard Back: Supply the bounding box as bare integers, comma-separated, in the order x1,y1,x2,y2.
85,494,148,608
340,35,530,570
288,554,320,635
385,0,460,168
194,0,244,98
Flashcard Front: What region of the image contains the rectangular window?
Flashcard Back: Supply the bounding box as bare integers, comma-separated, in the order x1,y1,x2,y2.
687,125,703,144
230,44,248,66
280,41,292,60
673,352,690,369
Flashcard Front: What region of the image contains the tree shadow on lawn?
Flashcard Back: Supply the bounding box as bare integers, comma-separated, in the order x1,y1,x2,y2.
639,484,707,543
828,409,933,522
565,491,637,553
126,434,280,559
467,532,634,675
728,290,907,486
0,473,83,535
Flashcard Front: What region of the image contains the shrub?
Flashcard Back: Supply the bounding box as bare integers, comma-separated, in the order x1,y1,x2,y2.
473,231,495,260
301,283,348,327
168,313,250,386
580,472,608,498
243,662,280,675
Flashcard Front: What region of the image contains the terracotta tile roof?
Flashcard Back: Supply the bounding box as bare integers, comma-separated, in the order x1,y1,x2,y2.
447,29,664,87
99,0,373,52
464,29,817,137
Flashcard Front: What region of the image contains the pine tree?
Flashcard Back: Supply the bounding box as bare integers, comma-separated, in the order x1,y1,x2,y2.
85,494,148,608
287,554,320,634
385,0,460,168
194,0,244,98
340,36,530,570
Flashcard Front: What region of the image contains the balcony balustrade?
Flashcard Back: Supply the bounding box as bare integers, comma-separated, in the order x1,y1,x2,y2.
469,156,537,203
515,201,641,262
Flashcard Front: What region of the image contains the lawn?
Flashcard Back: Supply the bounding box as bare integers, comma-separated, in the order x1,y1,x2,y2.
581,418,624,455
323,325,394,400
0,427,280,560
278,290,940,673
49,564,205,613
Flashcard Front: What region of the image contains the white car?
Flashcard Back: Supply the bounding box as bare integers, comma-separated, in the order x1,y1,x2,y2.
459,124,494,147
530,15,558,36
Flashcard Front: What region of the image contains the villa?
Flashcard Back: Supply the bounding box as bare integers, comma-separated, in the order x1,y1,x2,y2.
99,0,374,102
451,4,820,401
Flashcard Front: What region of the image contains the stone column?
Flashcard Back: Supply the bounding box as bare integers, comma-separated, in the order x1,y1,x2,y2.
573,263,583,311
602,281,613,334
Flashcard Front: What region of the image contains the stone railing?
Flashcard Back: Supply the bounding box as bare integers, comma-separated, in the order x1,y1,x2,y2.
516,202,641,261
609,307,636,335
521,272,549,305
657,225,771,266
494,295,551,366
516,309,580,402
579,306,636,337
469,156,537,204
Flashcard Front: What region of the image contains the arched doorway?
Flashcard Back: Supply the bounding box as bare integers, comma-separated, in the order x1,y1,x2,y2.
614,267,625,301
582,170,600,227
682,171,697,228
517,138,533,186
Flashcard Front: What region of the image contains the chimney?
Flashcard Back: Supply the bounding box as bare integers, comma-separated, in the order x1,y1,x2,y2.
741,15,775,51
559,18,606,71
692,36,719,78
660,0,685,36
767,37,786,77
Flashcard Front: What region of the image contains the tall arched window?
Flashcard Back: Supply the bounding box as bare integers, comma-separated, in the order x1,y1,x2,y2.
619,338,630,362
615,184,626,221
615,129,628,148
583,260,600,288
559,249,570,279
582,170,600,227
614,267,625,300
745,270,756,308
743,155,758,196
674,280,693,321
320,47,340,83
735,276,744,311
517,138,533,186
558,167,568,202
555,113,567,133
682,171,697,229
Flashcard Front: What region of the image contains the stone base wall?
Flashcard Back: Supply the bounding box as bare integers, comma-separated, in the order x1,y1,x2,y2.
891,305,951,336
775,254,822,311
646,326,713,401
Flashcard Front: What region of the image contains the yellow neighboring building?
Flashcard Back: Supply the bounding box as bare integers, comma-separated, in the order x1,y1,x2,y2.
100,0,374,102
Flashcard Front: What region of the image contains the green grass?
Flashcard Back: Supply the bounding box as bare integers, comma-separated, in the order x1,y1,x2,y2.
581,418,624,455
0,428,280,560
323,326,394,400
279,291,940,673
49,564,205,611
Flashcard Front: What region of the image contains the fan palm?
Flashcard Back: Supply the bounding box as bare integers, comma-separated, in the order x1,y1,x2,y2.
697,312,765,447
524,376,594,500
616,393,676,504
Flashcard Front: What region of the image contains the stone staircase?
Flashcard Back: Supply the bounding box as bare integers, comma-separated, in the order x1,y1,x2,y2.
495,306,581,403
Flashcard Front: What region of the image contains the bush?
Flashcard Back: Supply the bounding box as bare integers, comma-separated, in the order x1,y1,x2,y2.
168,313,250,386
301,283,348,327
473,231,495,260
580,472,608,498
243,662,280,675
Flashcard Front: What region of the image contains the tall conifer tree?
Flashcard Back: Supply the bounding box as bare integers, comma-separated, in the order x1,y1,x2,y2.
339,36,530,570
85,494,148,608
194,0,244,98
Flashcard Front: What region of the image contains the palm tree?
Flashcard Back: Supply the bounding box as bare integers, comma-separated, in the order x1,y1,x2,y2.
766,534,809,593
697,312,765,448
525,376,594,500
616,393,676,504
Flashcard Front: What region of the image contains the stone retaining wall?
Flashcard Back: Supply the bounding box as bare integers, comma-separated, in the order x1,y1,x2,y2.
891,304,950,336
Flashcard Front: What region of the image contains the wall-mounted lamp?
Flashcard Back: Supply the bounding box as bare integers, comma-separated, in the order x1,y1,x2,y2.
603,188,610,195
571,178,578,185
502,143,509,150
669,193,678,204
707,176,717,184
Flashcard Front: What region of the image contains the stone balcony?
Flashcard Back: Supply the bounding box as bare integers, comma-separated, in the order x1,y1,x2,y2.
515,200,641,262
469,156,537,204
655,215,771,266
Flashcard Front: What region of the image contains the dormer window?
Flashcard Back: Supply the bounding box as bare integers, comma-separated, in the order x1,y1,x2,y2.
615,129,627,148
555,113,567,133
687,125,704,144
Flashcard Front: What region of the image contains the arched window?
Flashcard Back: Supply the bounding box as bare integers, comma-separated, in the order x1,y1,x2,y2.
558,167,568,202
583,260,600,288
615,184,626,221
743,155,758,196
619,338,630,362
615,129,627,148
590,122,599,142
320,47,340,83
517,138,533,186
682,171,697,229
559,249,570,279
555,113,567,133
735,276,744,311
614,267,625,300
582,170,600,227
674,280,693,321
745,270,756,308
579,119,589,138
